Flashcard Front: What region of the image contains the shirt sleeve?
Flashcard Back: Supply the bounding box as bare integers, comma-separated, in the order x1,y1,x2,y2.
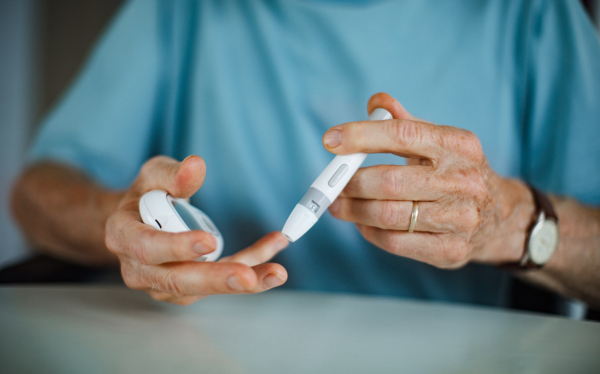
29,0,166,189
523,0,600,205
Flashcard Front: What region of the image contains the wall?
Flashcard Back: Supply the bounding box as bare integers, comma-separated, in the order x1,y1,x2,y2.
0,0,122,269
0,0,37,267
596,0,600,33
37,0,123,119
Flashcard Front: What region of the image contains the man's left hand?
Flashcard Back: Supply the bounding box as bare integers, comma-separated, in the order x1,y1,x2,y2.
323,93,535,268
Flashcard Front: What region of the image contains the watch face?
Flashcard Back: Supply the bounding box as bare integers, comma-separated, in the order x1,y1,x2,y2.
529,220,559,265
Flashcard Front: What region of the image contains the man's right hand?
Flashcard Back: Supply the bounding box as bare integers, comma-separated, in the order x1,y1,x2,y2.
105,155,289,305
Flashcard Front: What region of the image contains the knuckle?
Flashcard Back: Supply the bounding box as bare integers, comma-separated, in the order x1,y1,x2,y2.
215,273,237,294
429,207,451,232
130,239,151,265
348,173,367,196
381,167,402,197
105,213,128,254
104,228,118,254
380,201,402,228
441,240,469,267
139,156,173,183
460,206,481,234
161,234,187,262
459,130,484,158
163,268,185,297
469,174,488,202
104,214,118,248
455,168,488,202
121,267,143,290
388,120,419,148
200,265,228,294
140,157,160,177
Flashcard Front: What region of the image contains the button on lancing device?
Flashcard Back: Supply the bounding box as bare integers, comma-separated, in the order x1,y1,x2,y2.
328,164,349,187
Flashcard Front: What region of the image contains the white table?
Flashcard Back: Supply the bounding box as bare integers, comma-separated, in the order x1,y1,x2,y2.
0,286,598,373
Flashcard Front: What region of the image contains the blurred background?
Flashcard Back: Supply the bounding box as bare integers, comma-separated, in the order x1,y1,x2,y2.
1,0,123,268
0,1,599,298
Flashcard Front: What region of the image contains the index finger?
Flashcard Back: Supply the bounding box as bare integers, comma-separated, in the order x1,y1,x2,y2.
323,118,448,161
219,232,288,266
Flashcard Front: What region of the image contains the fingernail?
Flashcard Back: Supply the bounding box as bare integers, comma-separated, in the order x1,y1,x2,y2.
227,275,249,292
193,240,215,255
329,199,339,214
324,128,342,148
262,273,285,289
178,155,195,171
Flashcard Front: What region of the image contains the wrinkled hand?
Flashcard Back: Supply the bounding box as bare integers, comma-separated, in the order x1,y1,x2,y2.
105,156,288,305
324,93,533,268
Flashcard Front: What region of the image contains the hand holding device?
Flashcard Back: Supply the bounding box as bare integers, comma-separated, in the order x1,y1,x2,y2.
322,92,552,270
282,108,393,241
105,155,288,305
139,190,223,261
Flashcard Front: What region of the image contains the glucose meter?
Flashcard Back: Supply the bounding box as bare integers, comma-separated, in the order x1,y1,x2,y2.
282,108,393,242
139,190,223,261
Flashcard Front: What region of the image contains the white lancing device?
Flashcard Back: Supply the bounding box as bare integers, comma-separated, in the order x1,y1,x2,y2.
139,190,224,262
282,108,393,242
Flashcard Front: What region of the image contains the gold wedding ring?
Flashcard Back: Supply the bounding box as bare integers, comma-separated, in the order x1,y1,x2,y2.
408,201,419,233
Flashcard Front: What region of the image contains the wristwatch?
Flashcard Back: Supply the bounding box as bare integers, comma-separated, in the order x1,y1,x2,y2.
507,185,559,269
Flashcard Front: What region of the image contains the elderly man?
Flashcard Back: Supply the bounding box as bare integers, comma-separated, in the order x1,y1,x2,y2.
11,0,600,307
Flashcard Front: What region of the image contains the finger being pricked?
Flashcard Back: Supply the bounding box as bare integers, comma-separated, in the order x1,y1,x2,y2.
219,232,289,266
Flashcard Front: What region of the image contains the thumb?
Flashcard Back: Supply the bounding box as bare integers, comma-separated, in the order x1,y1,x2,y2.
367,92,413,120
135,155,206,198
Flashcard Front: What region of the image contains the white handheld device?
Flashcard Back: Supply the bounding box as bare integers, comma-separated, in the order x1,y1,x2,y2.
139,190,223,261
282,108,393,242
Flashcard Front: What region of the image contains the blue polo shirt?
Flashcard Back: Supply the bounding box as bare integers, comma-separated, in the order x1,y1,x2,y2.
30,0,600,306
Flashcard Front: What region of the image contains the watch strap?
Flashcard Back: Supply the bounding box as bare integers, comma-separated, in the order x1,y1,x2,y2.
500,184,557,270
528,184,558,222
